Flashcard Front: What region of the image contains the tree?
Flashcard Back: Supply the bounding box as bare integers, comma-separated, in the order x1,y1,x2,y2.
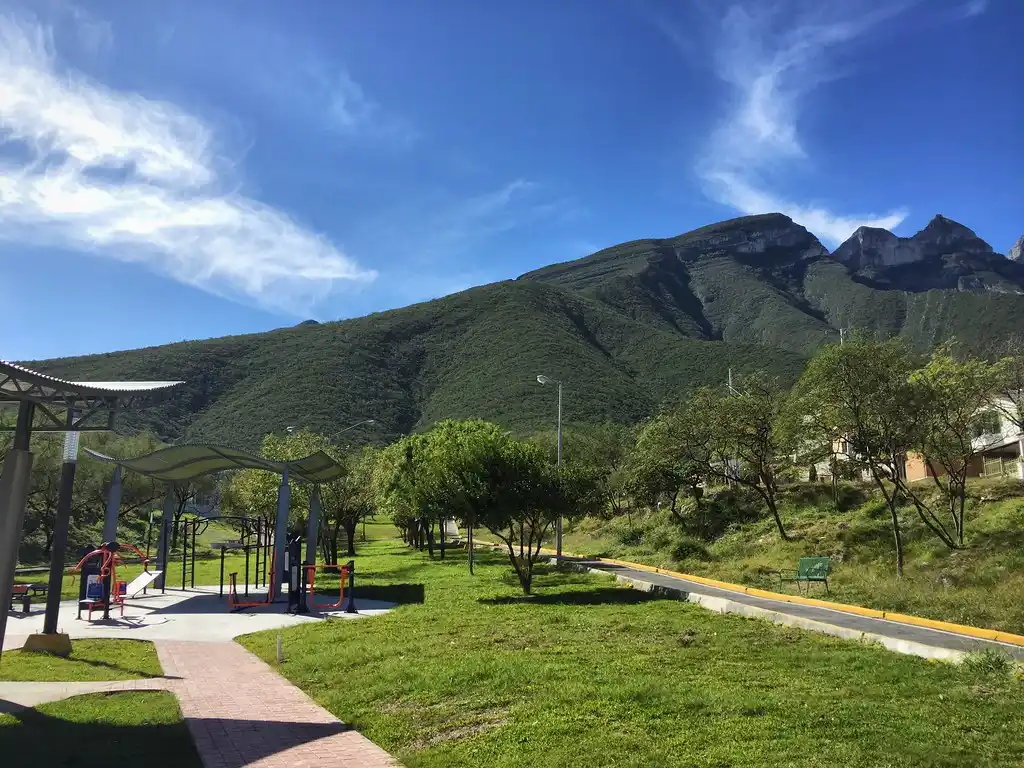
794,334,921,575
624,409,709,530
992,334,1024,478
478,438,596,594
689,373,794,540
170,475,218,550
319,447,377,560
530,422,633,518
909,345,1000,547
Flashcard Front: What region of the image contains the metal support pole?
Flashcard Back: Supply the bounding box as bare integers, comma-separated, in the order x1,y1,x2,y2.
253,522,261,589
305,486,321,567
556,380,563,560
219,546,225,597
42,429,80,634
271,472,290,601
0,402,36,660
101,466,122,544
190,521,197,589
156,486,175,592
181,520,187,591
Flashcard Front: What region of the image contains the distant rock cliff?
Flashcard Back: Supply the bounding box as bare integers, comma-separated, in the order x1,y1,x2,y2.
829,214,1023,293
1009,235,1024,262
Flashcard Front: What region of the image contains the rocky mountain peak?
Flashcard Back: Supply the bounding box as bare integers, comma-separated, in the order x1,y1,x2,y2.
1009,235,1024,262
912,214,992,256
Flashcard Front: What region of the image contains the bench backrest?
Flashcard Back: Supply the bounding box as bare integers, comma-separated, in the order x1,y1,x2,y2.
797,557,831,579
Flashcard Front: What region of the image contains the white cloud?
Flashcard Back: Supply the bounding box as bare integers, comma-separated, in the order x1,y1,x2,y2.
960,0,988,18
0,13,375,314
695,1,909,245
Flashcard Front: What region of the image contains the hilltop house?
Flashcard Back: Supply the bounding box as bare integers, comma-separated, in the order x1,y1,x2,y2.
904,398,1024,481
799,398,1024,484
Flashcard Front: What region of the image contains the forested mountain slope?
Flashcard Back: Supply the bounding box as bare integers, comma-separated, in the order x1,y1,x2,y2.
27,213,1022,447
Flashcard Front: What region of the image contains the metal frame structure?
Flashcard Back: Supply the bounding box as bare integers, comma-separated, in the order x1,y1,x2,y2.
0,360,182,660
84,444,344,602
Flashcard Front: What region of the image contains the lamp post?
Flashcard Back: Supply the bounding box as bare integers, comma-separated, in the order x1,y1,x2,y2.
41,423,80,636
536,374,563,559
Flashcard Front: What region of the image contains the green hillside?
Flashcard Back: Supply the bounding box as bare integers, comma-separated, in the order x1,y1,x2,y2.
26,212,1024,447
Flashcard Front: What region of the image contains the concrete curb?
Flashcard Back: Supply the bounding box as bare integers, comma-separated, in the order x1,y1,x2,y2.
562,560,966,662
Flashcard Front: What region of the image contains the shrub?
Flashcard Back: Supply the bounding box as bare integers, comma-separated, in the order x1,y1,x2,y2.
671,535,711,563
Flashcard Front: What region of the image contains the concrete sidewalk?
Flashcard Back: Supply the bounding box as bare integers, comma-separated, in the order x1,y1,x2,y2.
573,558,1024,662
158,640,400,768
0,677,170,714
3,586,395,648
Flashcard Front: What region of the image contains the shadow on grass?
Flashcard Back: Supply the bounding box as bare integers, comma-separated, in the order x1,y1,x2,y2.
353,583,425,605
0,704,348,768
479,587,679,607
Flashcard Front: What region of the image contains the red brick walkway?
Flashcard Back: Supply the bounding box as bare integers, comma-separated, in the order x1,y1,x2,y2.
157,641,399,768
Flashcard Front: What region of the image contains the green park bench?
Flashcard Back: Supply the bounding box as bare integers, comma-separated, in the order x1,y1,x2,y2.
778,557,831,594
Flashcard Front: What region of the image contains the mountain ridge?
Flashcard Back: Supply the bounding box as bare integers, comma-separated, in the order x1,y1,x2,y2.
23,212,1024,447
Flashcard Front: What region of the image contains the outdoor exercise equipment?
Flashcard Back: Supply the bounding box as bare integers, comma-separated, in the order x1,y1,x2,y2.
71,541,155,621
226,550,277,611
303,561,357,613
208,516,273,597
85,445,344,602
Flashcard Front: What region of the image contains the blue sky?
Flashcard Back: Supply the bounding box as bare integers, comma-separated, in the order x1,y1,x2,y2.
1,0,1021,360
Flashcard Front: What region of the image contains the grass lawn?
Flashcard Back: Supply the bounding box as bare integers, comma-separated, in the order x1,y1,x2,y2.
0,692,201,767
560,479,1024,635
0,639,163,682
240,536,1024,768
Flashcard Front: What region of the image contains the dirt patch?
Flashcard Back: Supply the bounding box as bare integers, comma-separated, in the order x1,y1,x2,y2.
411,708,509,750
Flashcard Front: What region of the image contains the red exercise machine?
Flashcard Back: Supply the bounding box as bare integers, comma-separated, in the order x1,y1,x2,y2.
72,542,150,621
303,563,350,610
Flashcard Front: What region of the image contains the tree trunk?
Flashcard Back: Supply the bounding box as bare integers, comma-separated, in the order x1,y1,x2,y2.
344,520,357,556
424,521,435,558
889,500,905,578
439,520,446,559
764,492,789,541
43,530,54,561
467,519,474,575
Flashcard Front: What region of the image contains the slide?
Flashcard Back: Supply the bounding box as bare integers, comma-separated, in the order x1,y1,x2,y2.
124,570,162,598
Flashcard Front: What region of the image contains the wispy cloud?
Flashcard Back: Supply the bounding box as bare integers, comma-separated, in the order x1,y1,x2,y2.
959,0,988,18
0,13,374,315
694,1,909,245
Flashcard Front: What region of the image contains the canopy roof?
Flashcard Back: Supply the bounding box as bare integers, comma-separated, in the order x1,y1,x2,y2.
0,360,183,431
83,444,345,483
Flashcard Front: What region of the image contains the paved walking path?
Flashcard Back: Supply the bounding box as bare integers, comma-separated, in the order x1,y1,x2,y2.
0,677,169,714
576,558,1024,661
157,640,399,768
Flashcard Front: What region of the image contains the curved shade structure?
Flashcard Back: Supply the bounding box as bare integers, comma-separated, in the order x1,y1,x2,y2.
0,360,183,431
83,444,344,483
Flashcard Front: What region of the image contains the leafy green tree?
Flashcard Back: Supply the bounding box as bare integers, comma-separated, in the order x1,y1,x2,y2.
794,334,922,575
477,438,596,594
320,447,377,560
624,409,708,529
909,345,1001,547
688,373,794,540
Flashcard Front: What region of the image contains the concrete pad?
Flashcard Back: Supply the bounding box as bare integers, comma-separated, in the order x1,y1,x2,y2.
3,585,395,644
22,632,72,656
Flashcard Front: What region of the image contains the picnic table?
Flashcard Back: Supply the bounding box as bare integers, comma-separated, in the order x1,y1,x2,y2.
9,582,48,614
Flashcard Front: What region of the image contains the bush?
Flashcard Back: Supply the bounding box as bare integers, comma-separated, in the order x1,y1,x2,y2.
671,535,711,563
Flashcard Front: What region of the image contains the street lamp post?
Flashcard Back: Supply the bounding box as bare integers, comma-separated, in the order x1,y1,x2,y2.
536,374,563,559
41,424,81,636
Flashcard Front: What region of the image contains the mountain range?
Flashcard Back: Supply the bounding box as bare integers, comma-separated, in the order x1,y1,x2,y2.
25,213,1024,448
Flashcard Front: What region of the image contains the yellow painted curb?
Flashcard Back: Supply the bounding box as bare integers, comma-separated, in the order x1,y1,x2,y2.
474,539,1024,648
